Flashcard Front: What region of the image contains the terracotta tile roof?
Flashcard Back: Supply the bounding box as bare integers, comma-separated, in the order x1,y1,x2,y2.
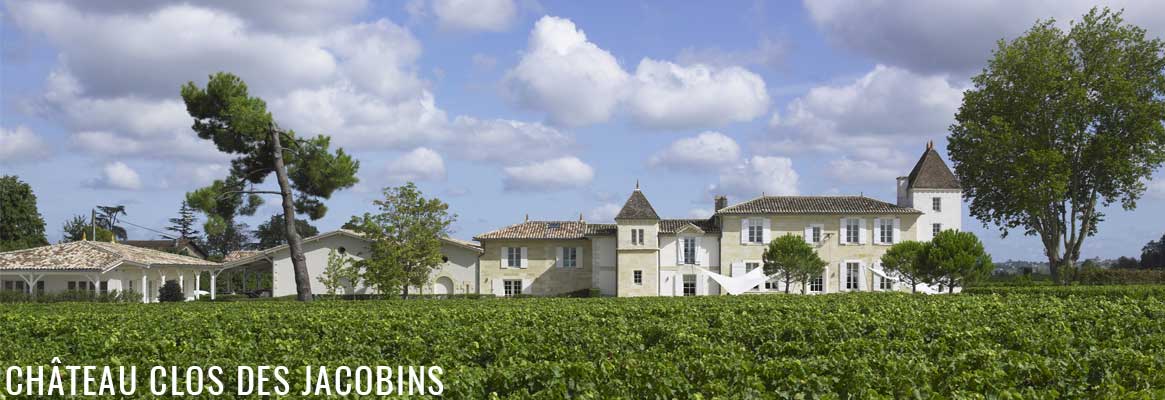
717,196,921,215
906,146,961,190
475,221,590,240
660,219,720,234
615,190,660,220
223,250,263,263
585,224,617,236
0,241,219,271
442,237,484,253
121,238,207,259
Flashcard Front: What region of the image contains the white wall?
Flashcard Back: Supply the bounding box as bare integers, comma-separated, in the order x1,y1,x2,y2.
270,234,371,297
591,236,616,296
912,189,962,241
269,234,481,297
658,234,720,268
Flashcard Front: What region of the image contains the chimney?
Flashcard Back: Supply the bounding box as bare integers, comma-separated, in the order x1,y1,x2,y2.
896,176,910,207
714,195,727,212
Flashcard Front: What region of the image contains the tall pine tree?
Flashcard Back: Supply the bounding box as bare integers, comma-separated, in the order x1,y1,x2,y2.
182,73,359,301
166,200,200,239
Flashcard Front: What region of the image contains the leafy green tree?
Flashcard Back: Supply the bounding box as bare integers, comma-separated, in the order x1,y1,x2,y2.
1114,256,1141,269
1140,234,1165,269
948,8,1165,284
201,220,250,261
762,234,827,294
348,183,455,299
254,214,319,249
61,214,115,242
925,230,994,293
166,200,200,239
182,72,359,301
0,175,48,251
881,241,929,293
318,249,360,296
95,205,128,240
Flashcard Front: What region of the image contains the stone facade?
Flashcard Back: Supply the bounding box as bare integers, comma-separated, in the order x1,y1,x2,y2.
472,144,961,297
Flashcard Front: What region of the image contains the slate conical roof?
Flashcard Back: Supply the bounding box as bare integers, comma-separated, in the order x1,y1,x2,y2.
615,189,660,220
906,142,961,190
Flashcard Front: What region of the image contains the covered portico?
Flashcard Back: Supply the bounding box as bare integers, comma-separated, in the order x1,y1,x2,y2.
0,240,220,302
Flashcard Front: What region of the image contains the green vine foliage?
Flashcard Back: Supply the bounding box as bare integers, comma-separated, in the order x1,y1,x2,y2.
1,293,1163,398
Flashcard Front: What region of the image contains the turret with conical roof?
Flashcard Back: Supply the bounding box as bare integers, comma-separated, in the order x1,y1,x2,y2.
615,186,660,220
897,141,962,241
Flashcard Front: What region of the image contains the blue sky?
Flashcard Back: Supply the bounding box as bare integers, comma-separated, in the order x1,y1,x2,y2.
2,0,1163,261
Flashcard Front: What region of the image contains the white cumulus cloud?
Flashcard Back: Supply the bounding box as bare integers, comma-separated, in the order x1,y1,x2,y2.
629,59,770,129
649,132,741,170
84,161,143,190
803,0,1165,75
710,156,800,199
447,116,574,164
764,65,963,187
503,157,595,192
504,16,629,127
504,16,771,130
0,126,50,164
384,147,447,183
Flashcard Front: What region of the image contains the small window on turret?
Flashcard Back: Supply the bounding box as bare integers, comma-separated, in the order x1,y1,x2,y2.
932,197,942,212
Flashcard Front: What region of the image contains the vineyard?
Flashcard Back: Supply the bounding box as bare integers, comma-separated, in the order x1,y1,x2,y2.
1,292,1163,398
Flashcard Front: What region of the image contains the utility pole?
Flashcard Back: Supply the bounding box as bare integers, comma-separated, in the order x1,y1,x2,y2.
91,208,96,241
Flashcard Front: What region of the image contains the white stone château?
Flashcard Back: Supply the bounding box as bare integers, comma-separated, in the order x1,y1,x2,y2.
473,143,962,297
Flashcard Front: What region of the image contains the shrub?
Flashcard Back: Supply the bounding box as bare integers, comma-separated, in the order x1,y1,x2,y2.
157,280,184,302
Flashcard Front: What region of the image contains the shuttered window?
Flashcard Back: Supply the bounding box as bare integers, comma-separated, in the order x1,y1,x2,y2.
747,220,764,244
562,247,577,268
846,262,860,290
845,218,860,244
506,247,521,267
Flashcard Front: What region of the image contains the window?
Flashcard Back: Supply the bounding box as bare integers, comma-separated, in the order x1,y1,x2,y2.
878,276,895,291
503,279,522,297
69,281,107,293
3,280,26,292
4,281,43,293
681,237,696,265
633,270,643,285
932,223,942,237
747,219,764,244
932,197,942,212
846,262,860,290
810,275,824,293
682,274,696,296
631,229,645,245
810,225,822,244
878,219,894,244
845,218,860,244
506,247,521,268
562,247,577,268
